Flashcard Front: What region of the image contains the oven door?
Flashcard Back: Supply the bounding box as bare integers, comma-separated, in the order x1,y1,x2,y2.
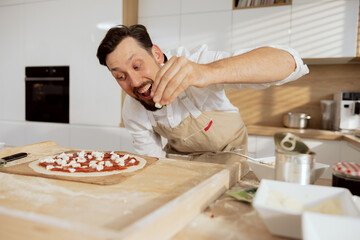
25,77,69,123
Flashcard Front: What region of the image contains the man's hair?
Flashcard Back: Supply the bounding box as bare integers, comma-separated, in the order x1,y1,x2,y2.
96,24,153,66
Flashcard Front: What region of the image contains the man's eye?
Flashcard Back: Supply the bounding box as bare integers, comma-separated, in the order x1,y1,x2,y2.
134,64,140,70
117,75,126,81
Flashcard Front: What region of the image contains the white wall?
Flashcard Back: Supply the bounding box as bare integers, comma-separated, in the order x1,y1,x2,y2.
138,0,359,57
0,0,136,151
0,0,123,126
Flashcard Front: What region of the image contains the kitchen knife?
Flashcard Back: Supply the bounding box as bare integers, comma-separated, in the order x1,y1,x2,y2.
0,152,28,166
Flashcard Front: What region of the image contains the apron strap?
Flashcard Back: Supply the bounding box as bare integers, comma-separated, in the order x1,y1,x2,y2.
179,92,202,119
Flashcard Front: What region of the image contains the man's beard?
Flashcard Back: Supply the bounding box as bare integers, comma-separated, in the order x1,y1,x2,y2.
133,81,162,112
138,98,160,111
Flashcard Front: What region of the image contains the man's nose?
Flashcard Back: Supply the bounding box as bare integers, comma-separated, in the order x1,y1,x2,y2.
128,72,142,88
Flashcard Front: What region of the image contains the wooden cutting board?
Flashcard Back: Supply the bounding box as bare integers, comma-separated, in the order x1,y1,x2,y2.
0,142,157,185
0,141,231,240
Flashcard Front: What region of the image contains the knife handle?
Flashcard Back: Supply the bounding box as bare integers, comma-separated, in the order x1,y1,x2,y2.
2,152,28,162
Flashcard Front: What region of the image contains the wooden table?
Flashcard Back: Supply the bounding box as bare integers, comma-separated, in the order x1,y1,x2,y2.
173,172,331,240
0,142,332,240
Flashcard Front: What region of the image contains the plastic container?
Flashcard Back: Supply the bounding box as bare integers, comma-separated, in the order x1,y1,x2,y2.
332,162,360,196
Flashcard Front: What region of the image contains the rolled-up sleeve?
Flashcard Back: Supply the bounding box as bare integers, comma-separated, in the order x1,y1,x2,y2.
230,45,309,90
122,96,166,158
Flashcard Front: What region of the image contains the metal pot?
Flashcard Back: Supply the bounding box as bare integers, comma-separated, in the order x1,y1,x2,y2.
283,112,311,129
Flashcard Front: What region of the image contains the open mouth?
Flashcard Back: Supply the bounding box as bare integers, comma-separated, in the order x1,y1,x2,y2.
136,82,152,100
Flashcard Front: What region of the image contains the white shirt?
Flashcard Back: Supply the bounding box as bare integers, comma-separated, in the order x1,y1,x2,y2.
123,45,309,158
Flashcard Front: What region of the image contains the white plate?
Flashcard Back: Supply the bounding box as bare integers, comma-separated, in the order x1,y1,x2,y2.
253,179,360,239
302,212,360,240
247,156,329,183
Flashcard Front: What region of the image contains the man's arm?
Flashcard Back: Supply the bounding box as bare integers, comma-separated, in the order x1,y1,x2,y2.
151,47,297,106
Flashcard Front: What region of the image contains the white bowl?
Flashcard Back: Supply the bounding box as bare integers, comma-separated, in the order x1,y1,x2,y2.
302,212,360,240
253,179,360,239
247,156,329,183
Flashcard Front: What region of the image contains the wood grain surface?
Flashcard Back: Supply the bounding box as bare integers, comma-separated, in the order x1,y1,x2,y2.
0,141,231,240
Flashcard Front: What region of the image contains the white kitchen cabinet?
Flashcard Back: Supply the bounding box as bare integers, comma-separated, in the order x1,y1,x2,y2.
180,11,232,52
0,121,27,147
231,5,291,51
291,0,359,58
25,122,70,147
181,0,232,14
340,141,360,164
138,16,181,51
23,0,123,127
0,5,26,122
138,0,180,18
70,125,135,152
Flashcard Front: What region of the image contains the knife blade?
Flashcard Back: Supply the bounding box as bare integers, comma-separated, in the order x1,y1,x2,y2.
0,152,28,166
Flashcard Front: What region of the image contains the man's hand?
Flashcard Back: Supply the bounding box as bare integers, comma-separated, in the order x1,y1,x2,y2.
151,56,210,106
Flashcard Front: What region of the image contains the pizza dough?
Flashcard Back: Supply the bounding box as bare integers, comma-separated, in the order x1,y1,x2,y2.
29,151,147,177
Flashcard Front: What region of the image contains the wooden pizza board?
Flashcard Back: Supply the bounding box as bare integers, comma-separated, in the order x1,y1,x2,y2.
0,141,231,240
0,141,157,185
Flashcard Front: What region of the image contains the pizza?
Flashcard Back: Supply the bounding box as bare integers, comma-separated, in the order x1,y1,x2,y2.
29,151,147,177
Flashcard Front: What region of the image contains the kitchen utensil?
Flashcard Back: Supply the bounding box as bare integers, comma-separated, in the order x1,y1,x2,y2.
247,156,329,184
275,150,315,185
274,132,310,154
0,152,28,166
283,112,311,129
222,151,258,162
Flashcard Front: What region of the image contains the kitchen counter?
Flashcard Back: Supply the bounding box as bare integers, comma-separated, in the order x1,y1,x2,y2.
0,142,333,240
172,172,330,240
0,168,330,240
247,125,360,148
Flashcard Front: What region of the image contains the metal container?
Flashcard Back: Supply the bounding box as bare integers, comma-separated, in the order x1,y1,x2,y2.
283,112,311,129
275,150,316,185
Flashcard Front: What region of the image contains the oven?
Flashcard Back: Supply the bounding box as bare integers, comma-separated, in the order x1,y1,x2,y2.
25,66,69,123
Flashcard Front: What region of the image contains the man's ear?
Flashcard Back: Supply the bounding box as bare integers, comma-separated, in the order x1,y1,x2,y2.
151,44,164,64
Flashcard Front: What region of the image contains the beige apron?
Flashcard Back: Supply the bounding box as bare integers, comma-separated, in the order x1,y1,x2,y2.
146,92,249,184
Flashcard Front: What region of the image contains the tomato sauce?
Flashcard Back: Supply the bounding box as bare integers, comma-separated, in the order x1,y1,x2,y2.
39,152,140,173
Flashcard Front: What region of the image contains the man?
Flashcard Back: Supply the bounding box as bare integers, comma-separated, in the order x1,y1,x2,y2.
97,24,309,180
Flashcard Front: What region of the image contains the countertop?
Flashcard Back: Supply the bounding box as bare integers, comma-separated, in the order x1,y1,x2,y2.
0,142,333,240
172,172,331,240
247,125,360,148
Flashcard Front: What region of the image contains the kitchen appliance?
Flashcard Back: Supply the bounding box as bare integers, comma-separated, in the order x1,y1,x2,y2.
25,66,69,123
333,92,360,131
283,112,311,129
320,100,335,130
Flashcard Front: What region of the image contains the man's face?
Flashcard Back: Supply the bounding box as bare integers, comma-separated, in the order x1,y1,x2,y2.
105,37,162,111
